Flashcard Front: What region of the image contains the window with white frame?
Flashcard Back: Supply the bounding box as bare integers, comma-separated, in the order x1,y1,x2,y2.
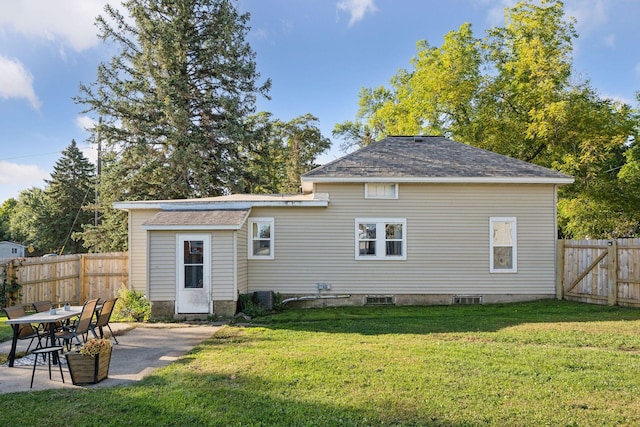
490,217,517,272
11,248,17,254
364,183,398,199
355,218,406,260
249,218,274,259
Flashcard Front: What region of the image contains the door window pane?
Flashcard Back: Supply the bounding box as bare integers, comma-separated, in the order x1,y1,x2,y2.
184,265,203,288
183,240,204,288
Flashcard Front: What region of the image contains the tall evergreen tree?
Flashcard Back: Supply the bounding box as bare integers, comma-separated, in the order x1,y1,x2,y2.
44,140,96,253
75,0,270,251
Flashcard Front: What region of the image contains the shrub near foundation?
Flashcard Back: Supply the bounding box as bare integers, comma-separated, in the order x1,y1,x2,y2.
113,286,151,322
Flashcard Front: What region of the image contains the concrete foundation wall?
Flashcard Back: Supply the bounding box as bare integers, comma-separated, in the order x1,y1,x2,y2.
281,293,555,309
150,300,174,318
213,301,237,319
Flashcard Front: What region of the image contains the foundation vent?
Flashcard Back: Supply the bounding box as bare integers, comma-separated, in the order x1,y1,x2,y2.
365,295,395,306
452,295,483,305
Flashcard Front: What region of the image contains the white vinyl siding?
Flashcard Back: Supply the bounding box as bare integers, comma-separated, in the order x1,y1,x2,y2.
211,231,235,301
148,231,177,300
236,226,249,296
365,183,398,199
490,217,517,273
147,230,237,302
247,183,558,296
129,209,160,294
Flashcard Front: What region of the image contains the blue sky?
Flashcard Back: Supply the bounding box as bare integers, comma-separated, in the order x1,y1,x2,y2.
0,0,639,204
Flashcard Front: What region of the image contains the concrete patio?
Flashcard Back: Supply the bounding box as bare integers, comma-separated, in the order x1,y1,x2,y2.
0,322,220,394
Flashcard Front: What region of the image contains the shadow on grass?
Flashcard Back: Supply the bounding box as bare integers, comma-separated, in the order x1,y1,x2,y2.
0,372,457,427
252,299,640,336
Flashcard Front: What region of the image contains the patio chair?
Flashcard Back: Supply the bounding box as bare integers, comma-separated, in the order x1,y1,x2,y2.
55,298,99,350
91,297,119,344
2,305,44,354
32,300,64,344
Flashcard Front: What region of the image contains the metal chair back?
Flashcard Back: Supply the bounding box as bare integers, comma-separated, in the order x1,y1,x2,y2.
3,305,38,339
32,300,52,313
2,305,43,352
75,298,99,336
93,297,119,344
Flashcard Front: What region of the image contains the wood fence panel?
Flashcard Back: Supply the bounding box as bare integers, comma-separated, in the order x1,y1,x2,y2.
560,238,640,307
82,252,129,302
1,253,128,308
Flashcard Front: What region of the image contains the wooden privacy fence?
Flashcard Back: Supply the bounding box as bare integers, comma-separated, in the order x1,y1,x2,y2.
558,239,640,307
1,252,128,307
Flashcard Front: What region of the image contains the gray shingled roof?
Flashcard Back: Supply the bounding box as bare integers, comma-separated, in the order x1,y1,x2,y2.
302,136,572,182
142,209,249,229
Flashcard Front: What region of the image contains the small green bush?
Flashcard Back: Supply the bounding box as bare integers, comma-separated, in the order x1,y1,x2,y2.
114,286,151,322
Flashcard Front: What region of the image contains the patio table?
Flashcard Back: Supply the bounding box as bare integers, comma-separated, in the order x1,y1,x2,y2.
5,306,83,367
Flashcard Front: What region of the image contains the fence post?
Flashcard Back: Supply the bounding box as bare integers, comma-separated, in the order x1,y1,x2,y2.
607,240,618,306
556,240,565,300
79,255,86,305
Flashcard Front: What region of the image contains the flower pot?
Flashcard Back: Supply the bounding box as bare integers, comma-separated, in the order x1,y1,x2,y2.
65,345,112,385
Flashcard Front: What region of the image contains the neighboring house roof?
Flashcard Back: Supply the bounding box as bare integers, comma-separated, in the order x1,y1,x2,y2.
142,209,250,230
302,135,574,185
0,241,26,248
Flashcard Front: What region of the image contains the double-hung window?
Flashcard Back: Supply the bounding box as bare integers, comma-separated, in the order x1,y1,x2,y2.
355,218,406,260
490,217,517,272
249,218,274,259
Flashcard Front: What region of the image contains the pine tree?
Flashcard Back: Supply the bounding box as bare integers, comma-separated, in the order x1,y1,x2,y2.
44,140,95,253
75,0,270,250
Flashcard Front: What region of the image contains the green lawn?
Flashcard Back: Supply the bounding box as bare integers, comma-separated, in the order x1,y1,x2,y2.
1,300,640,426
0,312,12,342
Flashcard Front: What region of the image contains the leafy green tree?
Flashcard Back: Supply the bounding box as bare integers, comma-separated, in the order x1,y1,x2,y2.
75,0,270,250
0,198,17,242
44,140,96,253
9,188,48,253
335,0,639,238
243,113,331,194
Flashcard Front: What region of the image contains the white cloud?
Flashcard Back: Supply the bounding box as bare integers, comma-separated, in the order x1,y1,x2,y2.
337,0,377,26
565,0,608,35
476,0,517,26
0,0,107,52
76,115,97,131
0,56,41,109
0,161,49,201
75,116,99,164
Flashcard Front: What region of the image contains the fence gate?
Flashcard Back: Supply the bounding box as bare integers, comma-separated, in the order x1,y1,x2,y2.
559,239,640,307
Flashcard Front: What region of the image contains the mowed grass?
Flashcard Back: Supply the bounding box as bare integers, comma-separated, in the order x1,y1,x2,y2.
2,300,640,426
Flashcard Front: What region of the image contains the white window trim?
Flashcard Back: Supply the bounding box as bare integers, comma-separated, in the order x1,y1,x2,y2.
355,218,407,261
248,217,274,260
364,183,398,199
489,217,517,273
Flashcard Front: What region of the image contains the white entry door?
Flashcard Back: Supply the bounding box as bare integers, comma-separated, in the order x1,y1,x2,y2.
176,234,211,313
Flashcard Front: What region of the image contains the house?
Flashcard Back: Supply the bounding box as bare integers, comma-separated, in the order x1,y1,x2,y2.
114,136,574,318
0,241,26,260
